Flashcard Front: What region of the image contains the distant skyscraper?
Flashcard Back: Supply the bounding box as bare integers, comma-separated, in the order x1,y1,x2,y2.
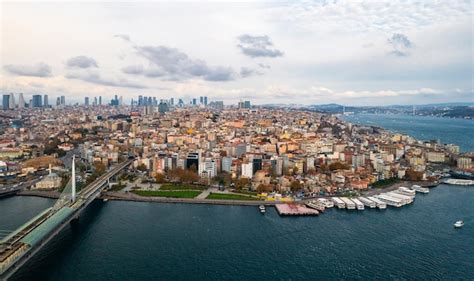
119,96,123,106
18,93,25,108
93,97,97,106
43,94,49,107
98,96,102,106
170,97,174,106
2,95,10,110
56,97,61,106
60,96,65,105
8,93,15,109
192,98,197,105
204,96,208,106
32,95,43,108
85,97,90,106
244,100,251,109
200,96,204,104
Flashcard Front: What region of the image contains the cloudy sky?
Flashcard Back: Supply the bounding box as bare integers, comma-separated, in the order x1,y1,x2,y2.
1,1,473,106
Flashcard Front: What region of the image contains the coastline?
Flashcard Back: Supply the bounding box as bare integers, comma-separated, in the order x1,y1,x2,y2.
11,180,439,206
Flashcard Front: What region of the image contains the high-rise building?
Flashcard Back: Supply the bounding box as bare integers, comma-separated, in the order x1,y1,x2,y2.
119,96,123,106
204,96,208,106
93,97,97,106
158,101,169,114
98,96,102,106
186,152,200,171
192,98,197,105
56,97,61,106
60,96,65,105
18,93,25,108
2,95,10,110
43,94,49,107
32,95,43,108
170,97,174,106
8,93,15,109
200,96,204,104
244,100,251,109
85,97,90,106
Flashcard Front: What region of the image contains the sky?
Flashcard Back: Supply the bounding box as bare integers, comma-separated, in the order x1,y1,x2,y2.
1,0,473,106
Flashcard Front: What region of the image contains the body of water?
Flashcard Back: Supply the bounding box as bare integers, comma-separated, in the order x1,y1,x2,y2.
342,114,474,152
2,185,473,280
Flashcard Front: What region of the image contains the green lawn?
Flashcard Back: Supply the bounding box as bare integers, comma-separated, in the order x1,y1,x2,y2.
132,190,202,198
206,193,260,201
159,183,206,190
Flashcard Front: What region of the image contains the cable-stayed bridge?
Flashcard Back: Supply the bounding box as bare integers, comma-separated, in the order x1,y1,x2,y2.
0,156,133,280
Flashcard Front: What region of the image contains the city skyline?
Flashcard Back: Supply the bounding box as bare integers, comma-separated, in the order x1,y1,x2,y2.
1,1,473,106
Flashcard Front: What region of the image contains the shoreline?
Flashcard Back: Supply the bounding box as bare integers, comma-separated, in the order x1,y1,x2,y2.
11,180,439,206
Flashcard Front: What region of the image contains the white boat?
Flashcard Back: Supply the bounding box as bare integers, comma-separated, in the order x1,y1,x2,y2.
367,196,387,209
331,197,346,209
350,198,365,210
305,201,325,212
259,205,266,213
387,192,413,204
103,198,109,202
411,185,429,194
454,220,464,228
340,197,356,210
443,179,474,186
317,198,334,208
397,187,416,197
358,197,376,208
375,194,404,207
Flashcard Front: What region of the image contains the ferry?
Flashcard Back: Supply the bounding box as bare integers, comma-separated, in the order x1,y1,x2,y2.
340,197,356,210
305,201,325,212
367,196,387,209
358,197,376,208
375,194,404,207
350,198,365,210
259,205,266,213
454,220,464,228
387,192,413,204
331,197,346,209
411,185,429,194
450,170,474,180
442,178,474,186
317,198,334,208
397,187,416,197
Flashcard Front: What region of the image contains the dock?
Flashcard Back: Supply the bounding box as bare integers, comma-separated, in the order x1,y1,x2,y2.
275,204,319,216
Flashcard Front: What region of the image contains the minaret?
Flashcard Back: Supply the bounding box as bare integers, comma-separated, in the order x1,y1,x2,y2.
72,155,76,202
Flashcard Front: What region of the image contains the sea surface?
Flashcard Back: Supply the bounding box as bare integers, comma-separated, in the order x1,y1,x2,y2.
1,184,473,281
341,114,474,152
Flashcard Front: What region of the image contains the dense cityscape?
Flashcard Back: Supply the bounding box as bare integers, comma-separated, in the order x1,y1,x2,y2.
1,93,472,203
1,1,473,280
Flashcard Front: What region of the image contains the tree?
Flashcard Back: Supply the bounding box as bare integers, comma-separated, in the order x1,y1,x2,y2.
234,178,250,190
136,163,147,172
155,173,166,183
329,162,349,171
290,180,301,192
94,161,106,175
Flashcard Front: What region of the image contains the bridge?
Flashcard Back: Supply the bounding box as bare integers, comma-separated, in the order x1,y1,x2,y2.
0,157,133,280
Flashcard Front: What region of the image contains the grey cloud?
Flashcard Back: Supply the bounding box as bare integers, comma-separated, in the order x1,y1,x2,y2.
388,33,413,57
114,34,131,42
66,56,98,68
122,65,144,75
66,71,146,89
4,62,52,77
240,67,262,78
258,63,271,69
237,34,283,58
133,45,236,81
